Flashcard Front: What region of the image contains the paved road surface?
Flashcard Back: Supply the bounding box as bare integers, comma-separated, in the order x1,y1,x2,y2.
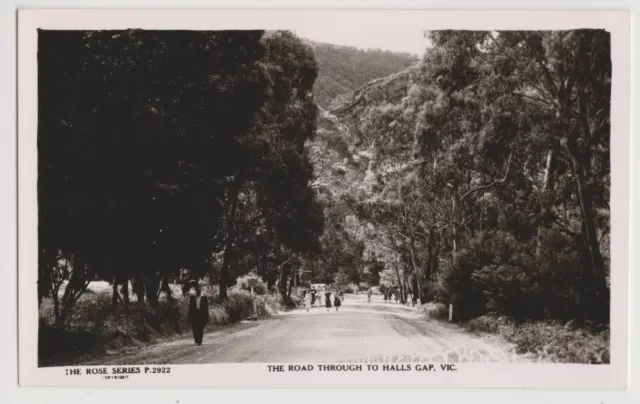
92,294,526,365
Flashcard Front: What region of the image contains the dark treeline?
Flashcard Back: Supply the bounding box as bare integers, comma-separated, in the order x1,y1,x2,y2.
38,29,324,327
315,30,611,327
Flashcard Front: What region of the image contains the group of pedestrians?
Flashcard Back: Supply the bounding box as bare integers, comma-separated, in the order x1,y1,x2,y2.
382,290,399,304
303,288,343,312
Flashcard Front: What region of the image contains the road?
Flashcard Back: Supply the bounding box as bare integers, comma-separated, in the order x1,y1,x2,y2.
92,294,527,365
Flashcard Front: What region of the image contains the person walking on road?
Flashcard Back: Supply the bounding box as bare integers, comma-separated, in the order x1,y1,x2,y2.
334,293,341,312
367,288,372,304
384,292,388,304
304,289,312,312
325,291,332,311
188,284,209,346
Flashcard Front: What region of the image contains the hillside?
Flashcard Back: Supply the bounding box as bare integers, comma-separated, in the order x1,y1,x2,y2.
307,30,611,363
310,42,419,108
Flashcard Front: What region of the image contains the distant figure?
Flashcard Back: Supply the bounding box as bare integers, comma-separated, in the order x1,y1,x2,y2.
325,291,332,311
367,288,372,304
188,285,209,345
334,293,341,311
310,289,317,305
317,291,323,307
394,292,399,303
304,290,312,312
383,292,388,304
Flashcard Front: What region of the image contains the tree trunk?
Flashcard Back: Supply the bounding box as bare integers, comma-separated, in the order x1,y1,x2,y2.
122,278,129,311
403,275,410,304
451,193,459,254
133,274,145,305
536,146,558,255
145,277,159,307
220,183,240,301
288,272,294,297
407,232,424,303
112,276,120,312
567,147,609,324
279,260,290,297
159,275,173,303
416,272,424,304
393,264,405,304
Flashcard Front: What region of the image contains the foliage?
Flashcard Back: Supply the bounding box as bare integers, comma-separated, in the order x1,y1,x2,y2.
312,29,611,327
467,314,609,364
38,29,324,321
233,274,269,295
311,42,418,108
38,283,281,366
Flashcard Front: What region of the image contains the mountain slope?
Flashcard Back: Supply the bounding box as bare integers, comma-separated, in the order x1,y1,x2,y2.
310,42,419,108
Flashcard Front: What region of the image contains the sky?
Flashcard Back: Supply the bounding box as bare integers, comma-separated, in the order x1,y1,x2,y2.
286,16,431,56
294,27,429,56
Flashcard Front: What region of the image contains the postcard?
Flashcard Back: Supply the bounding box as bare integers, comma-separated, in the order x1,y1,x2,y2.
17,9,630,388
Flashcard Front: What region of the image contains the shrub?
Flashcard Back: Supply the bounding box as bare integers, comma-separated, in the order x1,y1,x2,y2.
418,302,449,321
280,294,302,309
223,289,255,322
440,234,498,320
466,314,610,364
39,289,185,366
341,283,358,294
255,294,282,317
471,263,545,321
39,281,283,366
440,229,590,322
233,274,268,295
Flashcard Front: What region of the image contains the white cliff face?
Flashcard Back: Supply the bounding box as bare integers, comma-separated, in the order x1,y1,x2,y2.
312,65,417,196
328,65,416,119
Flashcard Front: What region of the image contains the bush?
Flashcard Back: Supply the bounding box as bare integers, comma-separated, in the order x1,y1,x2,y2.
466,314,610,364
223,289,255,322
358,282,370,292
440,234,499,320
341,283,358,294
39,282,283,366
233,274,268,295
440,230,590,322
39,289,185,366
255,294,282,317
417,302,449,321
280,294,302,309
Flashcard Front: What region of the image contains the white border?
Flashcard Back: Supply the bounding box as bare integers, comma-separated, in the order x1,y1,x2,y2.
16,8,630,390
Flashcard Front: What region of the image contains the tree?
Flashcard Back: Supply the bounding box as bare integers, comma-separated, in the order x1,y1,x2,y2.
313,29,610,324
215,30,324,299
38,29,268,311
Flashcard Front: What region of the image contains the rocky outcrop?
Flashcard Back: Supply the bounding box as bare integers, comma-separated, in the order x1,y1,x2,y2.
327,65,417,118
311,64,418,199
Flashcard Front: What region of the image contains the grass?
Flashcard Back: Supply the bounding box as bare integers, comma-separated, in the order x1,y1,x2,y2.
38,282,288,367
465,313,610,364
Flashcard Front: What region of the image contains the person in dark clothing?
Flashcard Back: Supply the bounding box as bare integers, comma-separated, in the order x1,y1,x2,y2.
188,285,209,345
334,293,341,311
325,291,332,311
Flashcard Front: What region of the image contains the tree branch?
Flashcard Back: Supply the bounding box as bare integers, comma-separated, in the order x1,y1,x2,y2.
512,92,554,106
460,153,513,202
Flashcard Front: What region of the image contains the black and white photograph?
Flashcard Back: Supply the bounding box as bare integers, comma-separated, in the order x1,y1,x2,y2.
17,9,630,388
